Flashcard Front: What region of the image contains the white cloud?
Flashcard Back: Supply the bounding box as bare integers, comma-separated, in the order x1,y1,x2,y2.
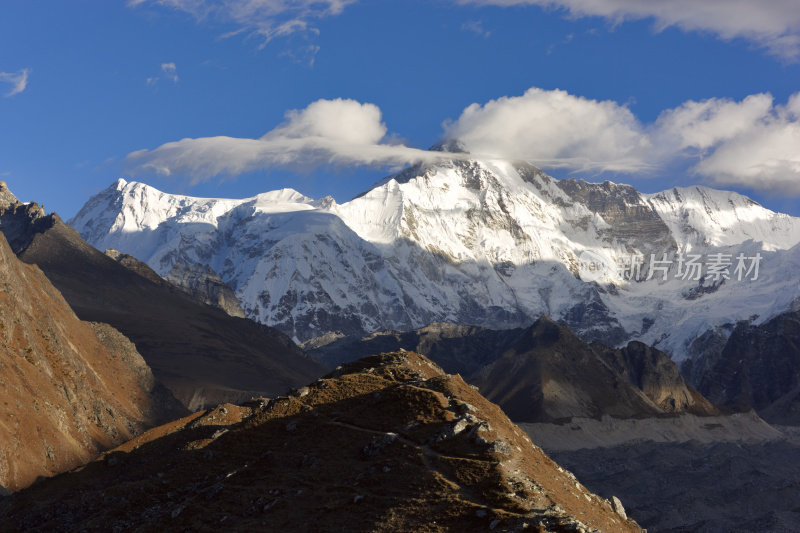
128,0,355,46
446,87,800,193
661,93,800,193
126,89,800,195
147,62,179,86
457,0,800,59
161,62,179,83
0,68,30,97
125,98,459,180
443,87,652,173
461,20,491,38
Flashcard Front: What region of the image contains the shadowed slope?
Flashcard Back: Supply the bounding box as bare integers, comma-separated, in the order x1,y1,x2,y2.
309,316,717,423
474,316,717,423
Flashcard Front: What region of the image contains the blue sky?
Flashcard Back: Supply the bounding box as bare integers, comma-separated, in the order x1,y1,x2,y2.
1,0,799,217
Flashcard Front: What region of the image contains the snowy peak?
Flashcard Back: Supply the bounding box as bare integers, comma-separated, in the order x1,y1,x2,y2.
645,185,800,250
69,162,800,357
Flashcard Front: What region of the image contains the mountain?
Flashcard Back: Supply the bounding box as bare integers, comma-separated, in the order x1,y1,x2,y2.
0,351,643,532
164,261,246,318
686,307,800,424
474,316,717,422
71,159,800,362
0,183,327,410
307,316,716,422
0,194,183,491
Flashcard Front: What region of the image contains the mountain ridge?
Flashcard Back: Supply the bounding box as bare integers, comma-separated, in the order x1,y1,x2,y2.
70,159,800,359
0,350,644,532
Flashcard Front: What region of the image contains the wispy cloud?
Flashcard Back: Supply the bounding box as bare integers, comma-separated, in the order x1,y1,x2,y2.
128,0,356,47
161,62,179,82
125,98,461,181
146,62,179,86
457,0,800,60
461,20,491,38
0,68,30,97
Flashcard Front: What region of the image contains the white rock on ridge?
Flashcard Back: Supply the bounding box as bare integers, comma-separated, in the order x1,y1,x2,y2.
69,158,800,359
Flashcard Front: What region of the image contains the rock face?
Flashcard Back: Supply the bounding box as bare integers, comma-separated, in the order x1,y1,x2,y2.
0,184,327,409
104,248,165,285
310,316,717,423
688,308,800,424
105,249,246,318
0,351,644,532
165,262,246,318
0,230,183,492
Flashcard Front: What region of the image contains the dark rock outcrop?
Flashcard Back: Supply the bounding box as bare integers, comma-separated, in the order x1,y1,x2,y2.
690,309,800,424
473,316,717,422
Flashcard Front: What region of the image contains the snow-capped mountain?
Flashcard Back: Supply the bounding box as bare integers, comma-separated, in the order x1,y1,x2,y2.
70,158,800,359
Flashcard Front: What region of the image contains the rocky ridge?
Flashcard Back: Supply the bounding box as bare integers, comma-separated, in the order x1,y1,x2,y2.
686,306,800,424
0,351,643,532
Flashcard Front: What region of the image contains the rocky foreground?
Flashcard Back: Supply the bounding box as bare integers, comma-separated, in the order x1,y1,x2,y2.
1,351,642,532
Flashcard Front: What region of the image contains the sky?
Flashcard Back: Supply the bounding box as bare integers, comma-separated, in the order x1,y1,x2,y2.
1,0,799,218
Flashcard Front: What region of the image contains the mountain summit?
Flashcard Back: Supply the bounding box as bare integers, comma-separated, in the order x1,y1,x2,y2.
71,159,800,358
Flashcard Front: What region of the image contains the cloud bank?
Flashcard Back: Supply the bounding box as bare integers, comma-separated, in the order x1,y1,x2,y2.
446,88,800,194
128,0,355,45
126,98,458,181
127,89,800,194
0,68,30,97
458,0,800,59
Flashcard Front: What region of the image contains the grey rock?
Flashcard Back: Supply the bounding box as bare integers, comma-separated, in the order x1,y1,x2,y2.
611,496,627,520
166,262,246,318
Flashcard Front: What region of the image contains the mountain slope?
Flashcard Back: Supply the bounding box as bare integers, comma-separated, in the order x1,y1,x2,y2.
0,184,327,409
0,226,182,492
0,351,643,532
472,316,716,422
70,160,800,358
687,307,800,424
